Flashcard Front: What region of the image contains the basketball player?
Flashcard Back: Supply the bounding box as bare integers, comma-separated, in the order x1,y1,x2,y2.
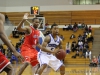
0,13,23,75
17,13,41,75
36,24,65,75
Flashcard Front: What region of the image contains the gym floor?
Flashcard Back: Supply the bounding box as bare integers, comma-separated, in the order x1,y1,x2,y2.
1,64,100,75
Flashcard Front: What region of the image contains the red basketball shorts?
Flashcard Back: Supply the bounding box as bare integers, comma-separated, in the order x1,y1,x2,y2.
0,52,10,72
21,46,39,66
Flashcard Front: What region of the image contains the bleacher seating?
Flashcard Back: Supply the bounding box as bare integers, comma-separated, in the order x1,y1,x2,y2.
4,28,94,65
4,10,100,26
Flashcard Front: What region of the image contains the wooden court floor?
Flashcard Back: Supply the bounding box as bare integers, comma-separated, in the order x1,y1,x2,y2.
1,64,100,75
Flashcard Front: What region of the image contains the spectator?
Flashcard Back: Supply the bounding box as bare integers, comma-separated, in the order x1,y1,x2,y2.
98,54,100,65
5,14,9,23
78,34,83,41
78,22,82,29
45,22,49,30
70,34,75,39
60,35,64,40
71,42,77,52
86,50,91,60
83,42,89,49
13,27,17,31
89,26,92,32
80,47,87,58
87,32,91,39
87,35,94,44
78,40,83,51
68,24,73,30
85,25,88,32
92,56,98,67
75,51,79,57
73,23,78,32
63,25,68,31
81,23,85,29
66,42,71,54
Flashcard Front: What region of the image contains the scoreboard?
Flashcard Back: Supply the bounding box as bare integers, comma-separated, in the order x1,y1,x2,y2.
30,6,39,15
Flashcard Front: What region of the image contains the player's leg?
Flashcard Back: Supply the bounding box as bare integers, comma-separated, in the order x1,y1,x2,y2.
36,64,47,75
3,64,14,75
17,61,29,75
34,64,40,74
48,55,65,75
59,64,65,75
36,52,49,75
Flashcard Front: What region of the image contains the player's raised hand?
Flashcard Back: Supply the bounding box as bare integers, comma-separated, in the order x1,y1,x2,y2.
23,13,29,20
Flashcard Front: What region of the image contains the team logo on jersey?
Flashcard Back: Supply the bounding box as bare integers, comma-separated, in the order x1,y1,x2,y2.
48,44,57,47
33,35,39,38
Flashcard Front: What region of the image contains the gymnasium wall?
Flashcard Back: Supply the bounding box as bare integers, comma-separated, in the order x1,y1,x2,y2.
0,7,6,12
4,5,100,12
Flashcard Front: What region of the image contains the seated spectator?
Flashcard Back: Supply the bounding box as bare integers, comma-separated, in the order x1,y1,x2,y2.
14,27,17,31
20,35,25,44
78,22,82,29
66,42,71,54
87,32,91,39
75,51,79,57
7,47,12,58
89,26,92,32
85,25,88,32
73,23,78,32
70,34,75,39
60,35,64,40
87,35,94,44
71,42,77,52
80,47,87,58
98,54,100,65
83,42,89,49
86,50,91,60
68,24,73,30
92,56,98,67
78,34,83,41
5,14,9,23
63,25,68,31
78,40,83,51
72,51,79,58
45,22,49,30
81,23,85,29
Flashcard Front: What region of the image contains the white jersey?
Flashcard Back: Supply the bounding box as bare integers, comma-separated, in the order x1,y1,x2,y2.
37,34,63,71
41,34,61,54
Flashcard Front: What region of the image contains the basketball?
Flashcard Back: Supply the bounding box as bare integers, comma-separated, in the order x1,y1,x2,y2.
55,49,66,60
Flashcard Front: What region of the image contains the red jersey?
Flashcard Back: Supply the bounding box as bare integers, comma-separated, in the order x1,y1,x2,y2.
0,52,10,72
21,26,40,50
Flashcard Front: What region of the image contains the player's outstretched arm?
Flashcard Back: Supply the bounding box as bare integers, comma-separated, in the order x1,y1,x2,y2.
0,19,24,61
17,13,30,32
